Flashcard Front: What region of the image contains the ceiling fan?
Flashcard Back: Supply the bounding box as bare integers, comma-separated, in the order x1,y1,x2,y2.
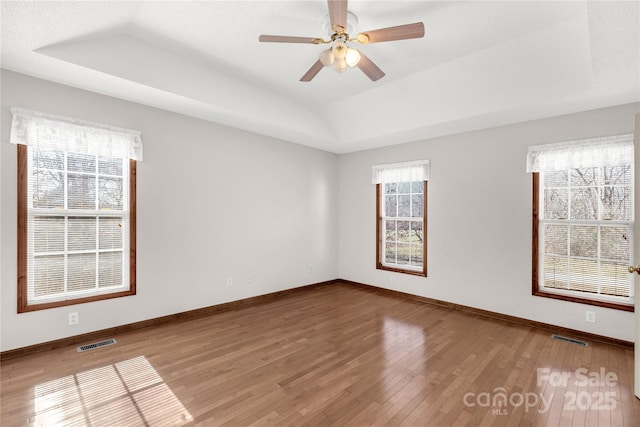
259,0,425,82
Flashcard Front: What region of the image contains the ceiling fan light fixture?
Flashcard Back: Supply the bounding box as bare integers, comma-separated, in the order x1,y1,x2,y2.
332,40,347,59
333,57,347,73
355,33,370,44
345,48,361,67
319,48,335,66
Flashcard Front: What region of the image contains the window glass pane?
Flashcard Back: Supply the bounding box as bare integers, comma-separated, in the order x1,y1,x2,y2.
384,242,396,264
397,221,410,243
411,194,423,218
99,177,124,210
569,259,599,293
411,221,423,243
570,188,598,220
397,182,410,194
68,217,97,251
99,217,124,250
33,170,64,209
601,225,630,261
68,152,96,173
411,181,423,194
33,216,64,253
571,168,598,186
600,261,631,297
99,251,123,288
397,195,410,217
385,195,397,217
411,244,423,267
385,220,396,242
68,174,96,209
544,189,568,219
569,225,597,258
602,165,632,185
67,253,96,292
396,243,410,265
543,256,569,289
384,183,397,194
544,224,567,256
33,147,64,170
601,187,631,221
99,157,124,176
33,255,64,297
544,170,568,187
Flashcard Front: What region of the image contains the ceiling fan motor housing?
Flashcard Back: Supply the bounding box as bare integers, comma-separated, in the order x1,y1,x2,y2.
322,11,358,38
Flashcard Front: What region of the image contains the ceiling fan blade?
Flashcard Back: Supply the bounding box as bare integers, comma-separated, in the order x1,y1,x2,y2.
300,60,325,82
356,51,385,81
356,22,425,44
327,0,348,32
259,35,323,44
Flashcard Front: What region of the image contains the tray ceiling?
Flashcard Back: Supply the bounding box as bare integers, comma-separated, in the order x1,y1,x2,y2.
2,1,638,153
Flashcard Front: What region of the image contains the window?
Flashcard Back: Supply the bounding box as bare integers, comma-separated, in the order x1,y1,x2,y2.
528,135,634,310
11,108,142,312
373,160,429,276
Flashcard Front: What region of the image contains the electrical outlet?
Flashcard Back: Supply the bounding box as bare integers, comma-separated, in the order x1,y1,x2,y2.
68,312,79,325
226,277,233,287
308,265,313,274
586,311,596,323
248,274,254,284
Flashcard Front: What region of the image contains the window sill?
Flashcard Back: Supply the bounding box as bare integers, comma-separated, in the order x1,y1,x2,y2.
532,290,634,312
376,263,427,277
18,289,136,313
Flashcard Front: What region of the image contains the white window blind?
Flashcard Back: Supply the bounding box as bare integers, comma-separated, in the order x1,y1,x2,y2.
11,108,142,305
528,135,634,303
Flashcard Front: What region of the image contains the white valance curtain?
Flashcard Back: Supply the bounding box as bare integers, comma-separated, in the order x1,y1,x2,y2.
526,134,633,172
372,160,430,184
10,108,143,161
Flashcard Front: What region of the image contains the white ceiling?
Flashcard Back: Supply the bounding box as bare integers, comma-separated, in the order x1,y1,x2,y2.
2,1,639,154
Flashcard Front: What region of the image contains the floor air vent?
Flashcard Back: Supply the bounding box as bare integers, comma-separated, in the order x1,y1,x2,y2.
77,338,117,352
551,334,588,346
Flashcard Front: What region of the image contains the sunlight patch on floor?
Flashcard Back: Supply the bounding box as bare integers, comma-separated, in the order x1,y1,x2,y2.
33,355,192,426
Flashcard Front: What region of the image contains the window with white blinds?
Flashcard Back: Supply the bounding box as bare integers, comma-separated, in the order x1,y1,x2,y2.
373,160,429,276
528,134,634,309
11,108,142,311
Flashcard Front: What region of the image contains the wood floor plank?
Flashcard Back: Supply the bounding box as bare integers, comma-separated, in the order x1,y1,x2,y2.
2,283,638,426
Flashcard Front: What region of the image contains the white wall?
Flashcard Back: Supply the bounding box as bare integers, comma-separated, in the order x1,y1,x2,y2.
339,103,640,342
2,69,638,351
0,70,339,351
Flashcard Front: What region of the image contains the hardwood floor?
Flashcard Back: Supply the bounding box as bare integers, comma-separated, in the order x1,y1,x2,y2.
2,283,639,426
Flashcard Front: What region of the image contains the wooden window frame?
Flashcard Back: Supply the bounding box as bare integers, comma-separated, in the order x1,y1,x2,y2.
376,181,428,277
531,172,633,312
17,144,137,313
